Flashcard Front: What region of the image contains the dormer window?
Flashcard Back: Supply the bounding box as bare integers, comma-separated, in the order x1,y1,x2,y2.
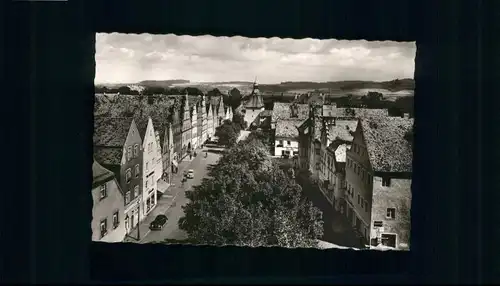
382,177,391,187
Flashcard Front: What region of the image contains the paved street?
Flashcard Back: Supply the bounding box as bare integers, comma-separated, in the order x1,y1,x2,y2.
298,175,365,249
138,147,223,244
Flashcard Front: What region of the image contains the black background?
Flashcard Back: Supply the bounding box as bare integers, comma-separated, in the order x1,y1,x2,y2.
4,0,495,284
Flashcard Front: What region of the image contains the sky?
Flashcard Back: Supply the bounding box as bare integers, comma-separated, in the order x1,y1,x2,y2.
95,33,416,85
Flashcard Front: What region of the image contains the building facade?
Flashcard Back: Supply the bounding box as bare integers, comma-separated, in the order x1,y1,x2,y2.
201,95,208,144
345,117,413,249
242,81,265,128
140,117,160,216
181,93,193,159
93,117,144,235
191,99,199,150
162,123,175,185
206,100,214,140
91,160,127,242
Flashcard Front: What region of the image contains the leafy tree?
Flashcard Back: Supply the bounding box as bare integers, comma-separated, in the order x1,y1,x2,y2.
95,86,108,93
181,87,204,96
214,119,240,147
142,86,165,95
178,139,323,248
206,88,223,103
232,111,247,131
229,88,242,108
247,129,272,147
361,91,384,107
117,86,132,94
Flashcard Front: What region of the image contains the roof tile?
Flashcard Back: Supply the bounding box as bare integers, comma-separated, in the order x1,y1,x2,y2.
360,116,413,173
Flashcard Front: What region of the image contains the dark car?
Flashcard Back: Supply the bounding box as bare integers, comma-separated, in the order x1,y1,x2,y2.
149,214,168,231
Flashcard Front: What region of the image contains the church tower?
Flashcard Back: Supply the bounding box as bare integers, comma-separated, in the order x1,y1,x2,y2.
243,78,265,129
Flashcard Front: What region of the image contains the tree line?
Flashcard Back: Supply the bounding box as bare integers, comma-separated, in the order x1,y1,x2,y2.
334,92,414,118
95,85,244,110
174,130,324,248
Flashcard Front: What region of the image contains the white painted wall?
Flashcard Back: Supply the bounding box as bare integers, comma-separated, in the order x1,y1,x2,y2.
142,118,159,217
274,138,299,157
244,107,264,128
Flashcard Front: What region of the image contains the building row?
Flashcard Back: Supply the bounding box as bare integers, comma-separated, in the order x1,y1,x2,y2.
268,100,413,250
91,93,233,242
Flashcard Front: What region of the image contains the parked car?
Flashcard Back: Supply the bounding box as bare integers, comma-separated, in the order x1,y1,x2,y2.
149,214,168,231
186,169,194,179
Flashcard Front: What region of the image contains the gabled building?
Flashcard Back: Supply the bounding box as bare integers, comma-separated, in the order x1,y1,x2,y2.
206,98,215,140
191,97,199,150
200,94,208,144
181,93,193,159
91,159,126,242
162,122,175,187
93,116,144,234
217,95,225,127
134,116,162,217
241,81,265,129
274,118,304,159
317,119,358,210
170,98,183,169
345,116,413,250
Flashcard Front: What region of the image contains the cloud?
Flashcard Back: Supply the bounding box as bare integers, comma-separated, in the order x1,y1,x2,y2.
95,33,416,84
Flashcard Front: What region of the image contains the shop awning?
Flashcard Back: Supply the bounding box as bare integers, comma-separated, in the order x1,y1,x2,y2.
157,178,169,194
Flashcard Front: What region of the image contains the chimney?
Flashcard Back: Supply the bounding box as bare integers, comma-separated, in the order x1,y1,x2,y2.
403,113,410,118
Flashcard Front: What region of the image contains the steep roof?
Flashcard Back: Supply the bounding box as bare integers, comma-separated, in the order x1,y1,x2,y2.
244,92,264,109
92,159,115,188
327,120,358,142
333,143,350,163
93,116,135,147
272,102,309,121
275,119,305,138
94,147,123,167
360,116,413,173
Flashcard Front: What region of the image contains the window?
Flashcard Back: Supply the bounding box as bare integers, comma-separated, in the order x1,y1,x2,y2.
146,162,149,173
278,140,283,146
126,169,132,183
315,149,320,155
287,140,291,145
99,184,107,200
382,177,391,187
100,219,107,238
134,185,139,197
357,194,360,204
145,179,148,189
134,164,140,177
386,208,396,219
361,199,364,208
134,144,139,157
374,221,383,227
293,151,299,156
125,191,131,204
112,211,119,229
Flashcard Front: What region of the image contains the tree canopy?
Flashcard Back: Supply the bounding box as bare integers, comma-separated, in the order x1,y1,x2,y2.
232,111,248,131
214,119,240,148
178,139,324,248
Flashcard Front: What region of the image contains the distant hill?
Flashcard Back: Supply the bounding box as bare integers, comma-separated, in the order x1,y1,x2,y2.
260,78,414,93
98,78,414,97
138,79,190,87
